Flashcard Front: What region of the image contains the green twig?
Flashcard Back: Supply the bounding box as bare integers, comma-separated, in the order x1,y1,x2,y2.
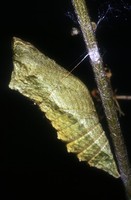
72,0,131,198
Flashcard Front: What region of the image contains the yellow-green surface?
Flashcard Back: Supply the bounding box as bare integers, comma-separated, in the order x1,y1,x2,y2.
9,37,120,178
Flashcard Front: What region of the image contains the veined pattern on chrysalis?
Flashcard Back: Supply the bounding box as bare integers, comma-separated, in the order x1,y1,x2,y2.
9,37,120,178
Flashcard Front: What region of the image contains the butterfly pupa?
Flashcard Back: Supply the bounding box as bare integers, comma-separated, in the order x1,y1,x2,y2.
9,37,120,178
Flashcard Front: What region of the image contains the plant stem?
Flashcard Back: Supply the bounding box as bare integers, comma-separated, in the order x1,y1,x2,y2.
116,95,131,100
72,0,131,198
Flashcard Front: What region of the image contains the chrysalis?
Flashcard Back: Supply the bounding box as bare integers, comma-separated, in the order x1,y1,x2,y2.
9,37,120,178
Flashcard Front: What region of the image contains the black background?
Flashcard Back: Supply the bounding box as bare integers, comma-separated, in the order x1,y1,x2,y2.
0,0,131,199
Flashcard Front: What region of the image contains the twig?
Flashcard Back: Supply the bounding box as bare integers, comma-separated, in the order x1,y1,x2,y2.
72,0,131,199
116,95,131,100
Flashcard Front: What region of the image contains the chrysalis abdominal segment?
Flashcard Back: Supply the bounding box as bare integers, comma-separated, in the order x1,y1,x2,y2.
9,37,120,178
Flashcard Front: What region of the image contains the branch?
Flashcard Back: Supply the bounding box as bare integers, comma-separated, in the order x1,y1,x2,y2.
72,0,131,199
116,95,131,100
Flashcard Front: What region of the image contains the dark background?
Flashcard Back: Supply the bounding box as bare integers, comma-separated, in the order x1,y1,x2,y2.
0,0,131,199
